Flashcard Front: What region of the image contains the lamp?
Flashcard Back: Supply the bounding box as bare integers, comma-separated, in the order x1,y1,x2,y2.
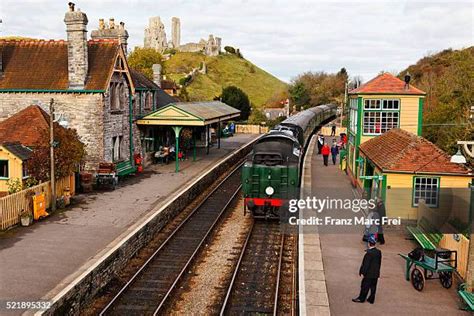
451,147,467,164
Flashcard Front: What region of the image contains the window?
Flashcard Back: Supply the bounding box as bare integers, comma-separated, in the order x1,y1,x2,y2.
0,160,8,178
364,99,381,110
349,98,359,133
22,162,29,178
112,136,122,162
110,83,117,110
118,84,125,110
382,99,399,110
363,98,400,135
413,177,439,207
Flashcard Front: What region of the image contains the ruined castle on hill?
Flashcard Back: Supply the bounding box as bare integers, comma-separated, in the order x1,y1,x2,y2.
144,17,221,56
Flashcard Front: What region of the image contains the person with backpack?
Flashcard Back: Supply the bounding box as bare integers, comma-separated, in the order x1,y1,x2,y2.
353,236,382,304
321,143,330,166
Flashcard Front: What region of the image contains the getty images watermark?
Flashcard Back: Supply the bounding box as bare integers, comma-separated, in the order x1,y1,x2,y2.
286,197,401,226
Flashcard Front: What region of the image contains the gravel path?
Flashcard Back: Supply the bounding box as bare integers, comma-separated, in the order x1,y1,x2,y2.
168,198,252,315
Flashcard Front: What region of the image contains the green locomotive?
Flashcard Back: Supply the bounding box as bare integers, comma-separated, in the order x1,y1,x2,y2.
242,104,337,219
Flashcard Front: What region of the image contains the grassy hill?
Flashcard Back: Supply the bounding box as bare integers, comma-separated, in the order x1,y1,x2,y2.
163,52,287,108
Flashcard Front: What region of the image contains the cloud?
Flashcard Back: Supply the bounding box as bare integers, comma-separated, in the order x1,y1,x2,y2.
0,0,472,82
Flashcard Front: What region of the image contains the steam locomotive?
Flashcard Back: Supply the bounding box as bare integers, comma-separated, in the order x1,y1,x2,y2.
242,104,337,219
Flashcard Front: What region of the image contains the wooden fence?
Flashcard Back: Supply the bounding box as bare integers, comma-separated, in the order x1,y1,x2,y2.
0,174,75,230
439,234,469,279
235,124,269,134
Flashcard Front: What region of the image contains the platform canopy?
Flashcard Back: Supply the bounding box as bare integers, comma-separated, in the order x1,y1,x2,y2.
136,101,240,126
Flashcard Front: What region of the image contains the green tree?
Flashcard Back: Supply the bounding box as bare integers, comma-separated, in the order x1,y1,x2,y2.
220,86,251,120
128,47,163,80
224,46,236,54
400,47,474,156
27,125,85,182
288,81,310,111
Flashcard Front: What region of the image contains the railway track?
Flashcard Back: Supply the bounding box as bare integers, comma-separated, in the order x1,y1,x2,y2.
220,221,297,315
99,166,242,316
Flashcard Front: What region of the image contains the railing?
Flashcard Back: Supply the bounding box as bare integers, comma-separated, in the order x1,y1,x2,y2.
0,174,75,230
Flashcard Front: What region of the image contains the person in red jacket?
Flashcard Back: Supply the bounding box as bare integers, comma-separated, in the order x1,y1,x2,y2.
321,143,331,166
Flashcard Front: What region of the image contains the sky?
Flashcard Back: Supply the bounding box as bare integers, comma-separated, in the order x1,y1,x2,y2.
0,0,472,83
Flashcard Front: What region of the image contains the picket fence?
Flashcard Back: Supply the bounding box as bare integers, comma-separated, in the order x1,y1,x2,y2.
0,174,75,230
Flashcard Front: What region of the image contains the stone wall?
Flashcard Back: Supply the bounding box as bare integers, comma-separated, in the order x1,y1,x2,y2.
42,138,258,315
103,72,132,164
0,92,104,170
0,71,134,172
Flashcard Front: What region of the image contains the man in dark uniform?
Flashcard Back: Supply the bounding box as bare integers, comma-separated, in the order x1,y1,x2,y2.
352,236,382,304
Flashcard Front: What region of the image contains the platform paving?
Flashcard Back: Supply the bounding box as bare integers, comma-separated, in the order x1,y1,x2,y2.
0,134,258,313
304,135,464,315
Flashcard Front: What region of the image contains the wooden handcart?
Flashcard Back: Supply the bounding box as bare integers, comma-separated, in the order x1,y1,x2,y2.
95,162,118,190
399,249,457,291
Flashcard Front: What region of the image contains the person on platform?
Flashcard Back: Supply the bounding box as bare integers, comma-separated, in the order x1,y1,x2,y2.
353,236,382,304
321,143,330,166
331,141,339,165
375,199,386,245
317,134,325,154
331,123,337,136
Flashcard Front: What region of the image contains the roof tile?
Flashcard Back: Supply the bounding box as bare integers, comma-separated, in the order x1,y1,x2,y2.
359,129,471,175
0,40,119,90
349,73,425,95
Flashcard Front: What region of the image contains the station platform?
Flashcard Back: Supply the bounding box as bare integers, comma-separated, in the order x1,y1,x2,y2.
299,135,463,315
0,134,259,313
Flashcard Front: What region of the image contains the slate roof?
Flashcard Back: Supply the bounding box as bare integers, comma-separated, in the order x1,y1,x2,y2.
173,101,241,120
359,129,471,175
2,142,32,160
0,105,50,147
130,68,157,90
349,73,425,95
129,68,177,108
160,80,178,90
0,39,120,91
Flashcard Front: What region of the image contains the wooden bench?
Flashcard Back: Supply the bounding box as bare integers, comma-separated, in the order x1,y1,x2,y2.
459,289,474,311
406,217,443,251
116,160,136,177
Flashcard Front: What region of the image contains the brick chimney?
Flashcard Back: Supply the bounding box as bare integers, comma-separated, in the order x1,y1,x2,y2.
64,2,88,90
152,64,162,88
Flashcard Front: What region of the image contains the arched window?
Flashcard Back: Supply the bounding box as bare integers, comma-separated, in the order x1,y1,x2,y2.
110,83,117,110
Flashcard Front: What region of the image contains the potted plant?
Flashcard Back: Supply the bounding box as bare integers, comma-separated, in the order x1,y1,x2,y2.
20,209,33,227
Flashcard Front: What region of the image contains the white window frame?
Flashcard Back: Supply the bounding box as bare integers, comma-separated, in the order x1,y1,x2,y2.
413,177,440,207
362,98,400,135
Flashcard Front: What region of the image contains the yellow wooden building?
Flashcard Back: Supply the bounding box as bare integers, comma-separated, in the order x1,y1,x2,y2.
346,72,426,181
0,143,32,194
357,128,472,220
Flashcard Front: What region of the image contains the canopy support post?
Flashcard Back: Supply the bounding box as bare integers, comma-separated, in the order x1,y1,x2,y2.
193,128,196,162
206,125,209,155
218,120,221,149
172,126,182,173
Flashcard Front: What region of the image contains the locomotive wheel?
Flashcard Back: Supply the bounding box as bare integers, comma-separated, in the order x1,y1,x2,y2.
411,268,425,291
439,271,453,289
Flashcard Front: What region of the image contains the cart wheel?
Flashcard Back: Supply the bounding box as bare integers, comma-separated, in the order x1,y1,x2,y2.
439,271,453,289
411,268,425,291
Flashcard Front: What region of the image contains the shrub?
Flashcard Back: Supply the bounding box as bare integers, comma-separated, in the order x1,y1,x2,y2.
224,46,236,54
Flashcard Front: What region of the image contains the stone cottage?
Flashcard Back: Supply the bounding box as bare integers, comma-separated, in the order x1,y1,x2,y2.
0,3,149,173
